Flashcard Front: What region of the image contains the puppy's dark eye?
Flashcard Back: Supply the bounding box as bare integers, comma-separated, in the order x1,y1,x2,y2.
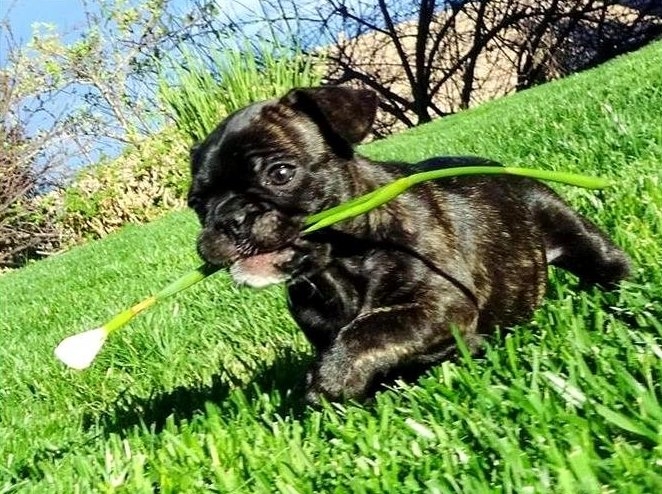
265,163,296,186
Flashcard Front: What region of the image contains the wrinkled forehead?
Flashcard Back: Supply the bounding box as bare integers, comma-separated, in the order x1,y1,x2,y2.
222,100,325,159
225,100,271,137
193,101,270,165
191,99,326,186
210,101,322,158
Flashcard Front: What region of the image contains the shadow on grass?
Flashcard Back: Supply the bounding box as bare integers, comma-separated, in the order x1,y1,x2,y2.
84,347,433,439
84,347,315,438
85,350,449,442
9,349,316,485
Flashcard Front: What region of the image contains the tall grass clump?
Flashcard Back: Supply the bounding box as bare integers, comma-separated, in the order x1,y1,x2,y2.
158,43,323,143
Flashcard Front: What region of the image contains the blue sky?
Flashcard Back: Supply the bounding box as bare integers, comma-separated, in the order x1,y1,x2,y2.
0,0,273,66
1,0,180,165
2,0,87,51
0,0,199,61
0,0,285,168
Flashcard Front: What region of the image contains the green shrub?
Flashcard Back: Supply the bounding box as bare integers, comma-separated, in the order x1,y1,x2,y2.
158,42,323,142
46,127,190,244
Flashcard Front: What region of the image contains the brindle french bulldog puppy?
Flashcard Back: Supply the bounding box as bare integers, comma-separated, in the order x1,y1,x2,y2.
188,86,630,403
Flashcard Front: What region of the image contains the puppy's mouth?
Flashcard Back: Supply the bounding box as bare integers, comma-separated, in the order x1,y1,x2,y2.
197,209,305,287
228,247,296,288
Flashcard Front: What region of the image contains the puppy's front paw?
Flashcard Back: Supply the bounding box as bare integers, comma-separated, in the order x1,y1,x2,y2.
305,346,374,404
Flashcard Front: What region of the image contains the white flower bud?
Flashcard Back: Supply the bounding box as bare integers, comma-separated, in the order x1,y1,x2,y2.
54,327,108,370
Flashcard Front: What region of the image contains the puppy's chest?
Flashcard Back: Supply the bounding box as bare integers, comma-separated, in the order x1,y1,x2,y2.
286,257,364,347
286,252,421,349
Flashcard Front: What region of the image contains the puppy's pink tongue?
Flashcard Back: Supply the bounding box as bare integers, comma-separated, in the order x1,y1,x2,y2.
229,250,293,288
239,252,281,274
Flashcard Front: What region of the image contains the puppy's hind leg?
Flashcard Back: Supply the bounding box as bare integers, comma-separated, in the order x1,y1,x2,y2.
530,187,631,289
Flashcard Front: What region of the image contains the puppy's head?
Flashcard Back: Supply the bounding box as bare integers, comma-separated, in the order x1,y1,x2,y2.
188,86,378,287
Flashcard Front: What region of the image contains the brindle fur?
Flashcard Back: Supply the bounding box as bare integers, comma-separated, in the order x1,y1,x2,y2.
188,86,631,403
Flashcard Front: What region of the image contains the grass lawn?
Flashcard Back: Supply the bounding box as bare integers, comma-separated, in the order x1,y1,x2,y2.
1,42,661,493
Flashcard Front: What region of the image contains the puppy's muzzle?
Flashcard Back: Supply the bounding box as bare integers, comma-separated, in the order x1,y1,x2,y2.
197,196,304,284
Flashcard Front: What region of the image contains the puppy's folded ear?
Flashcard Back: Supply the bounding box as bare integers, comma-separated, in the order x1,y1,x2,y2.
281,86,378,154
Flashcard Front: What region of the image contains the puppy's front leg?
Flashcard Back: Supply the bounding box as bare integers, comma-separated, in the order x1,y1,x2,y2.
305,295,479,403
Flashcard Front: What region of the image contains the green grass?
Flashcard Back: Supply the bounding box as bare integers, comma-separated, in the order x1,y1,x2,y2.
2,42,662,493
158,43,322,143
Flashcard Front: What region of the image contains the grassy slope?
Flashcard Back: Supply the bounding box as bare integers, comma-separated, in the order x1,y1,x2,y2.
1,42,661,493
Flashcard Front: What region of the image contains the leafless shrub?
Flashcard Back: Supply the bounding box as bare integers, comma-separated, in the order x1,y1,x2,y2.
0,27,77,267
196,0,661,135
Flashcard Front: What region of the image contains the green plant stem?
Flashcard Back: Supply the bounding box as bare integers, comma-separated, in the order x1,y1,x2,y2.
103,263,220,334
303,166,611,233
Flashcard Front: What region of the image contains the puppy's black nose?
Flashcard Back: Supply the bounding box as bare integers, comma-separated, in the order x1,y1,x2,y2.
225,215,245,237
229,210,247,227
212,205,247,237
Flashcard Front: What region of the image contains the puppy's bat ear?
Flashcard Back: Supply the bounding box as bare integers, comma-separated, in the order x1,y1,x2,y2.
281,86,378,149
